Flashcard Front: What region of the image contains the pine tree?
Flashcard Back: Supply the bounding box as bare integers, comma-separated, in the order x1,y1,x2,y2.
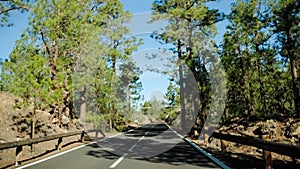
0,0,30,26
151,0,222,132
221,0,298,120
272,0,300,117
1,33,52,150
96,0,142,131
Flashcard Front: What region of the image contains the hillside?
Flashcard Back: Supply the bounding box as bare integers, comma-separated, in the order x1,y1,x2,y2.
0,92,82,143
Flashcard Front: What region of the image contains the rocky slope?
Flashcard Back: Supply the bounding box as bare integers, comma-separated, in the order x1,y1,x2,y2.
0,92,82,143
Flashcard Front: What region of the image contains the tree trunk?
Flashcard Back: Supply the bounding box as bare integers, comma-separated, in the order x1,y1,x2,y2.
126,87,130,126
112,40,118,74
290,56,300,117
109,118,113,132
51,5,61,90
80,96,86,121
31,109,36,152
238,47,250,116
178,40,186,131
287,31,300,117
255,41,267,116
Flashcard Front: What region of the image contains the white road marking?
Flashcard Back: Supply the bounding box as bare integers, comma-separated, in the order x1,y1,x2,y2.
109,153,127,168
109,124,156,168
16,132,122,169
128,136,144,152
16,142,95,169
17,125,155,169
164,122,184,138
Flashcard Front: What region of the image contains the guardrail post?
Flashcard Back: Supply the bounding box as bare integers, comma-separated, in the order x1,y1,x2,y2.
262,135,272,169
204,133,209,146
220,130,228,153
15,146,22,166
95,130,99,139
80,131,85,142
292,156,296,168
57,137,63,150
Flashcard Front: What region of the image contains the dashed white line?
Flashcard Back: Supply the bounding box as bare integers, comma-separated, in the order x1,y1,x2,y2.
109,124,156,168
128,136,144,152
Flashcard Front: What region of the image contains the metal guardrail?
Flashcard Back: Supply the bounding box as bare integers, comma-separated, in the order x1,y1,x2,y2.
211,132,300,159
207,131,300,169
0,130,83,150
0,129,102,166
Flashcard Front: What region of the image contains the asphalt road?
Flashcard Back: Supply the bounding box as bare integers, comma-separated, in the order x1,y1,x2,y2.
18,123,224,169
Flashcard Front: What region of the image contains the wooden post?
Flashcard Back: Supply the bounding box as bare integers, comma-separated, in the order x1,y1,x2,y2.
220,130,228,153
95,131,98,139
57,137,63,150
292,156,296,168
80,131,85,142
194,129,199,138
16,146,22,166
204,134,209,146
262,135,272,169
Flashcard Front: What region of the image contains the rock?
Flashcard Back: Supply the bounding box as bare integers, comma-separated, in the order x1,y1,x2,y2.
289,121,300,138
62,115,70,125
127,123,139,129
52,118,59,124
253,120,276,136
236,125,244,133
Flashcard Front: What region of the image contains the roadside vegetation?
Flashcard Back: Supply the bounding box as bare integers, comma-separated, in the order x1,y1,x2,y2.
0,1,299,165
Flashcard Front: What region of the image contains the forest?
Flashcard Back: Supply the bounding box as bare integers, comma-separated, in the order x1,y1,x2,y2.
0,0,299,140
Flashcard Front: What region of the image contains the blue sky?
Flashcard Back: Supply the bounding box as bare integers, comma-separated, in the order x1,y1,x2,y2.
0,0,235,104
121,0,235,103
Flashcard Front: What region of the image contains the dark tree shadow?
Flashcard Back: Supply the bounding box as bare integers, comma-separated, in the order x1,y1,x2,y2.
86,124,221,168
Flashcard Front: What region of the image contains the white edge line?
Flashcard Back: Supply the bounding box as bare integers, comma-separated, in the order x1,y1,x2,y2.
16,132,122,169
165,123,231,169
16,142,94,169
164,122,184,139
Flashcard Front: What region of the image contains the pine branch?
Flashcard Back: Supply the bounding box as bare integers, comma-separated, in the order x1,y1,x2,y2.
0,6,20,15
40,30,51,56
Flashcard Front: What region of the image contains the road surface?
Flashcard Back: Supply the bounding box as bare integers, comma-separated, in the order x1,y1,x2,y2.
17,123,228,169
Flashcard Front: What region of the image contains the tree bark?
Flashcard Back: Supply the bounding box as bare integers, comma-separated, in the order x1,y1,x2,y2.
238,46,250,116
109,118,113,132
79,87,86,121
31,108,36,152
288,32,300,118
51,5,61,90
178,40,186,131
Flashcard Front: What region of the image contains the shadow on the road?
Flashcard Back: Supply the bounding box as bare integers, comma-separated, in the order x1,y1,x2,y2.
124,123,169,137
85,124,220,168
86,139,219,168
86,143,120,160
139,141,220,168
